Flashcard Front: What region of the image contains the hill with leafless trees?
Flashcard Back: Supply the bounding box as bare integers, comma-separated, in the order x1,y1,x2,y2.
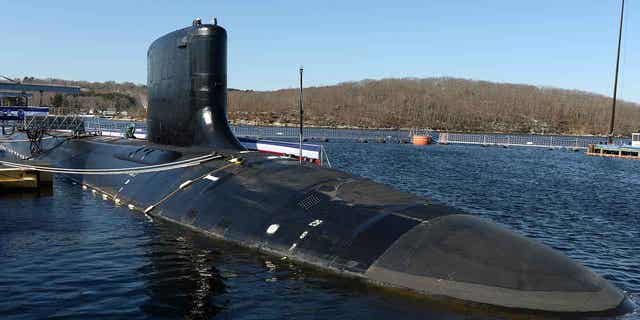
228,78,640,136
10,76,640,136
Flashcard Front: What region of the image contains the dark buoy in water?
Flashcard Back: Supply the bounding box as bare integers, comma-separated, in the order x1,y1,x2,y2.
1,19,630,316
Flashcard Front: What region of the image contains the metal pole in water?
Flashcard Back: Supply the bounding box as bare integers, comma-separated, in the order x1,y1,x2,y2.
299,66,304,164
608,0,625,144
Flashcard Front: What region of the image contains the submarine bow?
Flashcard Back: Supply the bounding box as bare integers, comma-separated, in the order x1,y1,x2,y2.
1,19,629,315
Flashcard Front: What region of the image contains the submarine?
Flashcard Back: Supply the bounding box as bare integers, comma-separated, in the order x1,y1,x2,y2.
0,19,632,315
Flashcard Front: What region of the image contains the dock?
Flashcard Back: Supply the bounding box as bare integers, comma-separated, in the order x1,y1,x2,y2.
0,167,52,189
586,144,640,160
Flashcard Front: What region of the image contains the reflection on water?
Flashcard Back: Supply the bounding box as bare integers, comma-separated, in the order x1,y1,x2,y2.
0,186,53,199
139,223,228,319
0,143,639,319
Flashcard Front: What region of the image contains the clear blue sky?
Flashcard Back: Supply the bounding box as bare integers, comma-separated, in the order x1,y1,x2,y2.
1,0,638,102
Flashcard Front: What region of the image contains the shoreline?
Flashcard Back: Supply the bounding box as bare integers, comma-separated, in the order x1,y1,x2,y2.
103,117,629,139
226,121,629,139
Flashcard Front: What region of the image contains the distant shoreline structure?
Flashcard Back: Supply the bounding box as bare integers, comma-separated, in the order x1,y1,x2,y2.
227,119,632,139
99,116,631,139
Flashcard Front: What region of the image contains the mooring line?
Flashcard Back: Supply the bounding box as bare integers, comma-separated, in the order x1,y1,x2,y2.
143,157,244,214
0,153,222,175
1,152,217,171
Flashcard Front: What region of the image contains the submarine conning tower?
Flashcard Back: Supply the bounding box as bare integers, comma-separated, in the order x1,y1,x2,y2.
147,18,243,150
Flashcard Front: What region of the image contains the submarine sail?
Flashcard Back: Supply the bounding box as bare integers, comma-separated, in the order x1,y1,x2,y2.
147,19,243,150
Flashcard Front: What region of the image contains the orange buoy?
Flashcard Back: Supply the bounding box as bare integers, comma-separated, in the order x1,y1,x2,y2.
411,135,431,145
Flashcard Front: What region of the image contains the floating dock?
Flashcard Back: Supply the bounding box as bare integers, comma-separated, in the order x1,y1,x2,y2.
0,167,52,189
587,144,640,160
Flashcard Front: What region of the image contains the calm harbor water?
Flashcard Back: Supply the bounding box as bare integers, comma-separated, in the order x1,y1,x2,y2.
1,142,639,319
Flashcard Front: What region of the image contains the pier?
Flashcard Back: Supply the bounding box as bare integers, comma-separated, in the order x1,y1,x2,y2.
6,116,634,152
586,133,640,160
0,166,52,190
437,132,617,149
79,119,638,150
84,120,632,148
587,144,640,160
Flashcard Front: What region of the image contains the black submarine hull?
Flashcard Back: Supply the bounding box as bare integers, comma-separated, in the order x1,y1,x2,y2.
1,136,628,313
0,20,629,314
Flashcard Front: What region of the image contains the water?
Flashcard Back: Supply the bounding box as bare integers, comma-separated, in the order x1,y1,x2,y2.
1,143,639,319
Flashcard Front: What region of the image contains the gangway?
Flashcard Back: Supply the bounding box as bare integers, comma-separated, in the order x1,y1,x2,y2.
21,114,85,133
19,114,86,154
1,106,87,154
0,80,85,155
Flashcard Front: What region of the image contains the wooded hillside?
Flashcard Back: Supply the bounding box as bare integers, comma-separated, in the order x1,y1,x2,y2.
12,76,640,135
228,78,640,135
